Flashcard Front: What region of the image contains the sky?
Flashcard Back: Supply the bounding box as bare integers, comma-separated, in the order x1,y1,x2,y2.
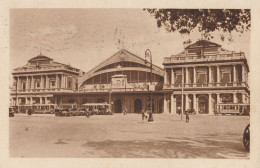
10,9,250,73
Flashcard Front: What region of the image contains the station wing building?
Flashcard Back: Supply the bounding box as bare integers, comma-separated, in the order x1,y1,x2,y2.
10,40,250,115
163,40,250,115
10,54,82,108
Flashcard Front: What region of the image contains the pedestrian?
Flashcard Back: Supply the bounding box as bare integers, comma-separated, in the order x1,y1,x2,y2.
141,109,145,120
123,107,127,115
185,111,189,123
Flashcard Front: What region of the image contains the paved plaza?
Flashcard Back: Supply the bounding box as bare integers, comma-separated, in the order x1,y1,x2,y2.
9,114,250,158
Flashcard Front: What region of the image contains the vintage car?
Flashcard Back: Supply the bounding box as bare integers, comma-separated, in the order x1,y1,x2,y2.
9,107,15,117
243,124,250,151
54,108,70,117
69,108,78,116
78,108,86,116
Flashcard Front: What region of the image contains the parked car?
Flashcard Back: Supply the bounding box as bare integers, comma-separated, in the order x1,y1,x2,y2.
9,107,15,117
61,109,70,116
54,108,62,116
78,108,86,116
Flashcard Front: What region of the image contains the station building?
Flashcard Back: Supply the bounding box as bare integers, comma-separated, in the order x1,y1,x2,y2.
10,54,82,107
10,40,250,115
10,49,165,113
162,40,250,114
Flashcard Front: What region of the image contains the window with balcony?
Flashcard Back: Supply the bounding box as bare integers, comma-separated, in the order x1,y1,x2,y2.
36,81,40,88
197,73,207,83
175,73,182,87
22,82,26,91
221,71,231,86
51,81,56,88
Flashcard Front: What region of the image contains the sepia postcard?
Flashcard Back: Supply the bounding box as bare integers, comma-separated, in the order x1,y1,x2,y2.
1,0,260,168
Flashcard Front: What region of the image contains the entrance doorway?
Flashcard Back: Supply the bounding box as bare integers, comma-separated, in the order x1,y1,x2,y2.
198,95,208,114
134,99,142,113
115,99,122,113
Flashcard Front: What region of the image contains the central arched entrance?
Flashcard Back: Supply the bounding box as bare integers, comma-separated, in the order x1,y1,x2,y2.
198,95,208,114
115,99,122,113
134,99,142,113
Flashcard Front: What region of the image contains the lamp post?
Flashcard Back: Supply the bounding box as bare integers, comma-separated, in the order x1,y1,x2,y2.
145,49,153,122
181,67,184,120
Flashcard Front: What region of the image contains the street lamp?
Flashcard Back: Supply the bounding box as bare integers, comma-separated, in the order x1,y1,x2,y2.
145,49,153,122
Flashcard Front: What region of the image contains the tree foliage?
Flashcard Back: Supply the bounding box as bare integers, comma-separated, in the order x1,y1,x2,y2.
144,9,250,41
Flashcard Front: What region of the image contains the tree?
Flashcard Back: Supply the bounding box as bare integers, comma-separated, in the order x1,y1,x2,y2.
144,9,250,42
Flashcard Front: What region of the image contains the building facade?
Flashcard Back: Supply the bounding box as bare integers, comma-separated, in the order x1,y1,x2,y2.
9,40,250,115
163,40,250,114
10,54,82,107
10,49,165,113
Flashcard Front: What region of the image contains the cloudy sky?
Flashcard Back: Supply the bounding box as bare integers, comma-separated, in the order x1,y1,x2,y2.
10,9,250,72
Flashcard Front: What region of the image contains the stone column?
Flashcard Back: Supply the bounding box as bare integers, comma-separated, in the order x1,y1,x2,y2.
233,65,237,83
64,75,68,89
164,69,168,85
46,75,49,89
31,76,34,90
26,76,29,91
185,67,189,85
233,93,237,103
45,97,48,104
25,97,28,104
241,64,245,83
217,66,220,85
185,94,190,110
17,77,20,91
170,94,175,114
172,95,176,114
56,74,58,90
193,94,197,112
171,69,175,85
164,94,168,114
193,67,197,85
40,97,42,104
216,93,220,104
242,93,246,103
208,66,212,86
208,94,213,115
41,75,44,91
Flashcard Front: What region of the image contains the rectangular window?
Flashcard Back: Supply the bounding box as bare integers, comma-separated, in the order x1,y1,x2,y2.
221,72,231,83
51,81,55,87
37,82,40,88
22,83,26,90
175,74,182,84
68,81,71,88
197,73,206,83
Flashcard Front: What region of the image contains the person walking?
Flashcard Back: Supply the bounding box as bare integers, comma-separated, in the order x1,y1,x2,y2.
185,111,189,123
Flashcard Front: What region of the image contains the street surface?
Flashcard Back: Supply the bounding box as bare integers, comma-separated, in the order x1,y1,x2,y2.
9,114,250,158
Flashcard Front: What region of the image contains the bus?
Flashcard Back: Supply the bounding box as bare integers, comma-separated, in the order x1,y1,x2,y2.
82,103,112,115
33,104,56,114
215,103,250,116
13,104,56,114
